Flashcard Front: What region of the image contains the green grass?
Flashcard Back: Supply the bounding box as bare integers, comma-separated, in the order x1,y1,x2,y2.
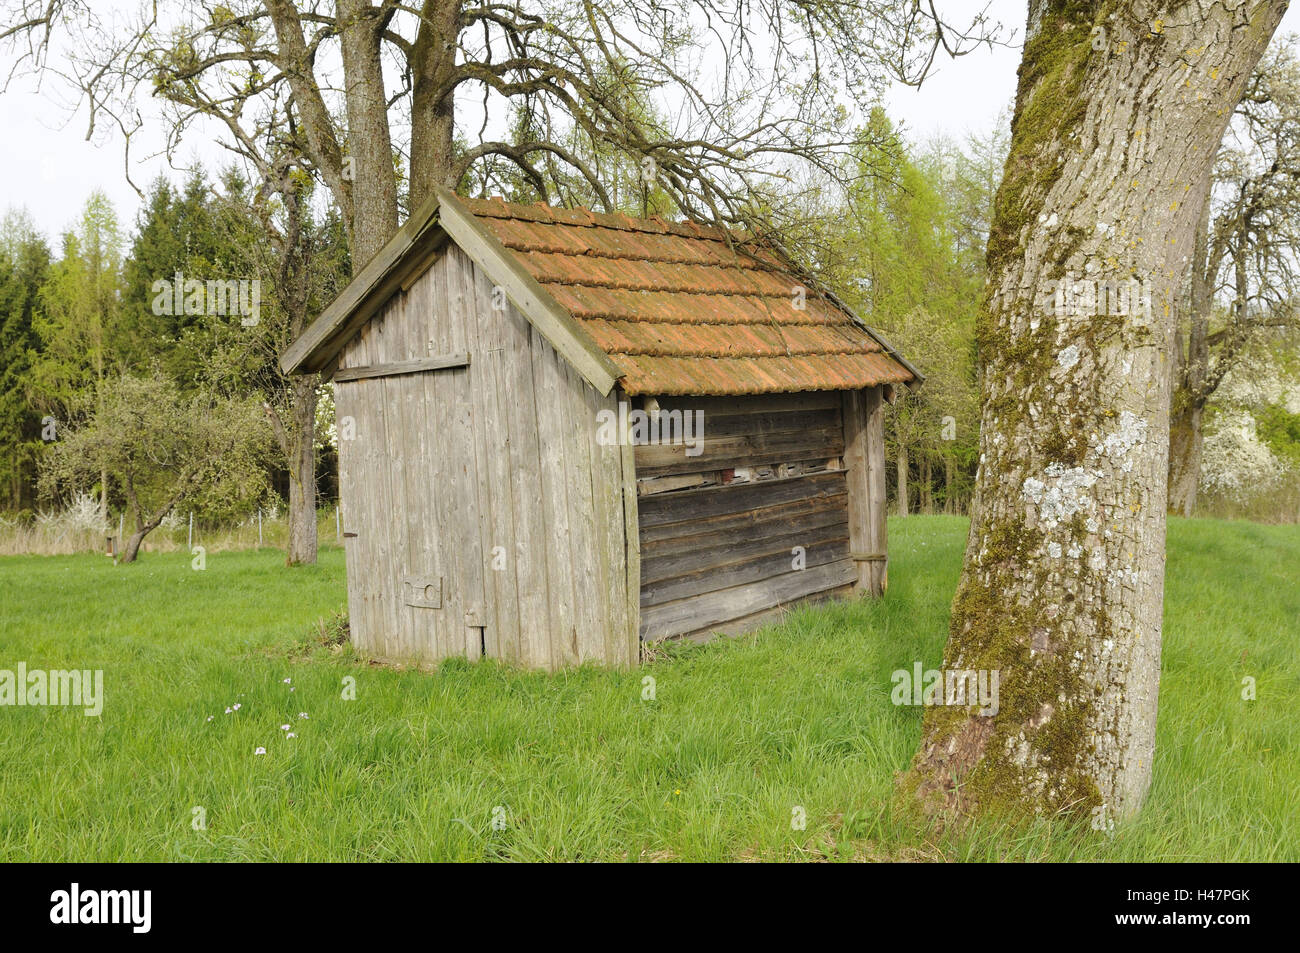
0,516,1296,861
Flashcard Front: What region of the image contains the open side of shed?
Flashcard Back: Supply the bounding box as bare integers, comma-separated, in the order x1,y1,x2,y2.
283,190,920,670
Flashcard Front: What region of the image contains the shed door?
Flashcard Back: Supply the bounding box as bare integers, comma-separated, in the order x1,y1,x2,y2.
400,361,488,660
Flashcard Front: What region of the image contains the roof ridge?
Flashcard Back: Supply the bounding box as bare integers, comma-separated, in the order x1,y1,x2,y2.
496,244,779,270
576,314,845,326
463,194,757,244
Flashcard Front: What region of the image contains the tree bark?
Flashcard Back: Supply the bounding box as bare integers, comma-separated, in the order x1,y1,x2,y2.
286,378,319,566
409,0,463,204
909,0,1285,821
1167,402,1203,516
337,0,399,266
121,527,147,564
118,473,174,564
99,466,108,525
264,377,320,566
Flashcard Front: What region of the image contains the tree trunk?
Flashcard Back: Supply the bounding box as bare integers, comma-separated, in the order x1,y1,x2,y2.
909,0,1284,822
337,0,399,266
285,377,319,566
1167,402,1203,517
896,442,909,516
99,466,108,525
121,528,146,564
120,512,166,564
944,455,956,514
1169,168,1214,516
410,0,462,204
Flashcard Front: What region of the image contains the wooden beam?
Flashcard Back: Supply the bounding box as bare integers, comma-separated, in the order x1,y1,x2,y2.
618,389,642,660
332,353,469,383
399,241,447,292
434,187,622,397
640,558,855,641
843,387,888,597
864,386,888,595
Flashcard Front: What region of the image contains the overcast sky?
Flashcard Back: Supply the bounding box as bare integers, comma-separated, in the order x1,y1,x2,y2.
0,0,1295,242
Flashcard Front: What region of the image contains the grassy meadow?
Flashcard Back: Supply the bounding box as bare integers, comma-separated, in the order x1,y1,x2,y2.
0,515,1295,861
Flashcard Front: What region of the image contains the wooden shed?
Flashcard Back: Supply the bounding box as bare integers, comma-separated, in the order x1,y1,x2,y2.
282,190,920,670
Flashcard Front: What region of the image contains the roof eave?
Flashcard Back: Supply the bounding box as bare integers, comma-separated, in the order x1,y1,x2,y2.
819,289,926,390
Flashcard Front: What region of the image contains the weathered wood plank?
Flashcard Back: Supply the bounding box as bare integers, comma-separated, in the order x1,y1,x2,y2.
618,390,642,664
332,378,368,651
864,386,888,596
531,332,580,667
501,298,553,669
445,253,487,660
581,380,618,666
651,392,840,416
467,253,520,662
332,353,469,383
843,389,872,595
407,268,441,659
633,426,845,477
641,515,850,585
669,583,854,644
636,470,847,528
555,358,601,664
640,491,848,555
367,301,407,660
385,289,424,661
673,407,841,439
640,558,855,640
641,537,850,607
422,255,455,661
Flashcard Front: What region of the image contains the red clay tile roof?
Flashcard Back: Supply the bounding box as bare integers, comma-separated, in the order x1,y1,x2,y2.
460,196,917,396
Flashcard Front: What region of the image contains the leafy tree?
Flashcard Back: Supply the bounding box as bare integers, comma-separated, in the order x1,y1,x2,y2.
39,370,270,562
198,168,351,565
824,108,981,516
118,172,227,379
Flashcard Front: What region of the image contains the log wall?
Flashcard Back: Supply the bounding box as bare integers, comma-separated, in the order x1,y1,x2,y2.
634,393,857,641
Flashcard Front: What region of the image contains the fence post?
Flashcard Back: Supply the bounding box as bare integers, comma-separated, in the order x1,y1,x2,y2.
257,509,263,548
335,505,340,542
188,512,193,550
